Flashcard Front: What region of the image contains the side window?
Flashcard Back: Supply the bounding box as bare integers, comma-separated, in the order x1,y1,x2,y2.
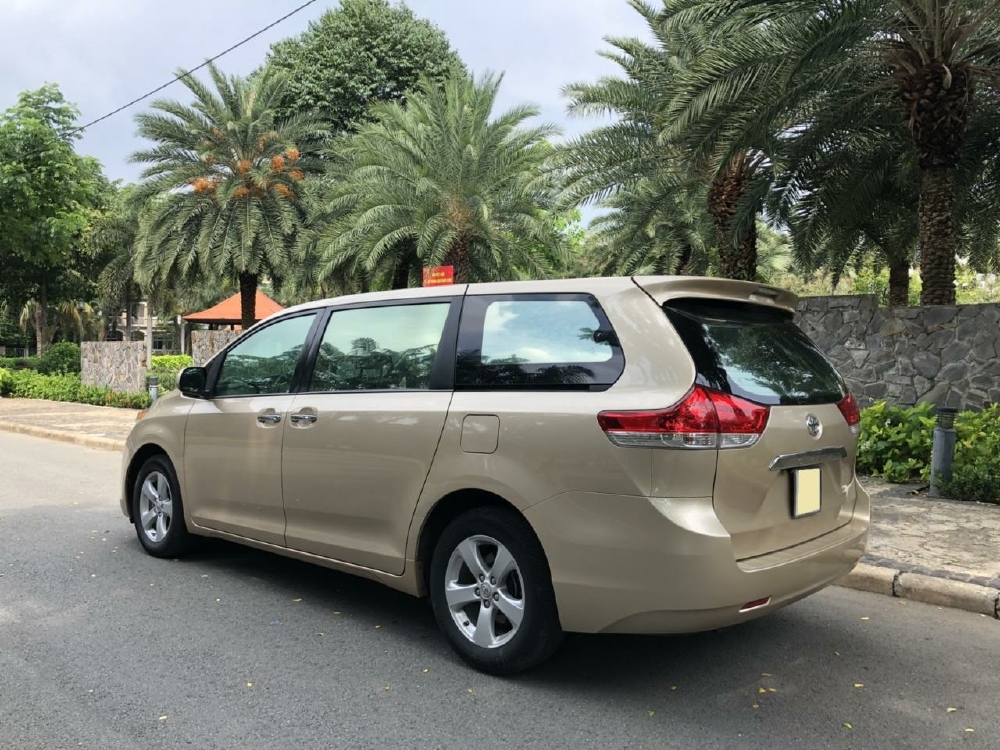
309,303,451,391
457,294,625,389
215,314,317,397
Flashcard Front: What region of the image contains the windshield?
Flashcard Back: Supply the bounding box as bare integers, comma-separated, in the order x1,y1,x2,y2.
664,298,846,406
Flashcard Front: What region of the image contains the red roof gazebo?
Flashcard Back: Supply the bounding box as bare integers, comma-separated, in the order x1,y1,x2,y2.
183,290,284,330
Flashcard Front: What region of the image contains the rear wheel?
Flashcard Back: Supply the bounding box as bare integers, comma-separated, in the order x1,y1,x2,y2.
429,506,563,674
132,455,193,558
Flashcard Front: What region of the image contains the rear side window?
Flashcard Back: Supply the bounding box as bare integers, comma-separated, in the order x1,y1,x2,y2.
457,294,624,390
664,298,845,406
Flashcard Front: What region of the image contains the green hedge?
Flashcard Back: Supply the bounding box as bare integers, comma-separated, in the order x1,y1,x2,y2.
151,354,193,371
0,356,39,371
0,368,150,409
858,401,1000,504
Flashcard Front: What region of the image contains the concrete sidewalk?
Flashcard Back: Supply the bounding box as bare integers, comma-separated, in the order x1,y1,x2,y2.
0,397,134,450
2,397,998,617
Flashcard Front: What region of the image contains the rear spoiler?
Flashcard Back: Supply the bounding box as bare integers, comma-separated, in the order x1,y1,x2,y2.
631,276,799,313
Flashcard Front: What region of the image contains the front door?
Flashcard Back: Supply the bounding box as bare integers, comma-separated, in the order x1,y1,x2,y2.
184,312,318,545
282,300,458,574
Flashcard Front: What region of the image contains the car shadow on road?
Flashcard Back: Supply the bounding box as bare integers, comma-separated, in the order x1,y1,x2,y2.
173,535,900,692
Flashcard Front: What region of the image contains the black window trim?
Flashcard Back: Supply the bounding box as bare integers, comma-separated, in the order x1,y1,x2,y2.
205,310,325,399
297,296,465,395
454,292,625,392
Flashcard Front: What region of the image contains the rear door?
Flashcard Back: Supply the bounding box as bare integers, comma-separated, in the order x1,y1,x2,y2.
280,298,460,574
645,287,860,561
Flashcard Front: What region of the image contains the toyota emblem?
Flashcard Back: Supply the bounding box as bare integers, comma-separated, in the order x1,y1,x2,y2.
806,415,821,438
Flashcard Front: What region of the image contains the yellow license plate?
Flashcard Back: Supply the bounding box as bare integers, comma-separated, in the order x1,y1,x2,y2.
792,468,822,518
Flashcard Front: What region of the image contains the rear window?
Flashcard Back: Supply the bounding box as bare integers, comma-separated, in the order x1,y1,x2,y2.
664,298,845,406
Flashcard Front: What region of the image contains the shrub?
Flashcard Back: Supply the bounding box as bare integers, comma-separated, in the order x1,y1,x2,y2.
856,401,935,482
858,401,1000,501
937,462,1000,505
2,370,149,409
0,356,40,371
151,354,193,371
0,368,12,397
37,342,81,375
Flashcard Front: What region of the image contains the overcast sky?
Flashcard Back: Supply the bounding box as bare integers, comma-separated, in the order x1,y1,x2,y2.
2,0,649,185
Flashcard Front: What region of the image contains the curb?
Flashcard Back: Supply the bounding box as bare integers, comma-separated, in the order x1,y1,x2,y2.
837,563,1000,619
0,420,126,452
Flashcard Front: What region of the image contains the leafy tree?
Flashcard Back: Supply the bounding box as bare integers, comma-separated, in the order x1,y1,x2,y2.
305,71,563,287
267,0,463,130
660,0,1000,304
131,62,325,329
0,85,104,354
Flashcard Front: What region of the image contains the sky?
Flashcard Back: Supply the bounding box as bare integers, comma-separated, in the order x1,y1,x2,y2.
1,0,650,186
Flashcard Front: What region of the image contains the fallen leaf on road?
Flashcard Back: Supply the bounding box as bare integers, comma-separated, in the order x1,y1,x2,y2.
946,707,957,713
215,598,220,602
752,703,759,710
375,625,382,629
768,688,776,693
292,598,302,602
87,690,93,694
317,632,324,636
90,530,98,533
860,616,870,621
467,688,474,694
246,681,253,688
965,728,974,733
758,687,767,694
91,574,97,578
158,716,168,722
670,685,677,692
333,611,341,616
761,672,772,677
383,685,391,692
648,711,655,718
201,575,208,579
842,722,853,730
422,668,429,674
834,651,841,657
854,683,864,689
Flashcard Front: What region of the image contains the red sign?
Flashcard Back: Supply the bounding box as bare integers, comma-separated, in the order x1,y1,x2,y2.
422,265,455,287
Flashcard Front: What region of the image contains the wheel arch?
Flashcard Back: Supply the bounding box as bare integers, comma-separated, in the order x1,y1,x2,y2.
414,488,543,597
124,443,171,522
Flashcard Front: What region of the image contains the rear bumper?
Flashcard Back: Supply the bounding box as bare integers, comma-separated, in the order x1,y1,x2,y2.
524,480,869,634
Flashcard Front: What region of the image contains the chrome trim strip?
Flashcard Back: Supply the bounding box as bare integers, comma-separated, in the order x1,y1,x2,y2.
768,446,848,471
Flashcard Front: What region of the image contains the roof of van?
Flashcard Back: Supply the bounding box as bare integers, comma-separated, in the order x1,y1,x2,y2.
276,276,796,318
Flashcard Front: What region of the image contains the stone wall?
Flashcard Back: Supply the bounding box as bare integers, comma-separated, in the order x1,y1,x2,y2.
81,342,148,393
190,330,241,366
795,295,1000,410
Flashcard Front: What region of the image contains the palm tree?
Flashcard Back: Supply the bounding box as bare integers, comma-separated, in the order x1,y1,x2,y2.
660,0,1000,304
560,1,765,280
131,62,324,329
305,71,562,287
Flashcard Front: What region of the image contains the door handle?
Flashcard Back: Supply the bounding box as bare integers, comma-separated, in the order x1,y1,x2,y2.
290,413,318,425
257,413,282,424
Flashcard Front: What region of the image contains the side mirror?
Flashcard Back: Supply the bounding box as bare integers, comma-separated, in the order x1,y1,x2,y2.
178,366,209,398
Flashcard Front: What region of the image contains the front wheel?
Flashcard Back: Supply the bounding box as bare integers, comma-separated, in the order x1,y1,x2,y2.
132,455,193,558
429,506,563,675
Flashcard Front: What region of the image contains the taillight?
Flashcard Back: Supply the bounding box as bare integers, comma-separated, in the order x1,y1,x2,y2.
598,386,769,450
837,393,861,434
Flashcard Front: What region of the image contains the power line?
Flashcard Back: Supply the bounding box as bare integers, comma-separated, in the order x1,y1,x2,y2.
64,0,320,139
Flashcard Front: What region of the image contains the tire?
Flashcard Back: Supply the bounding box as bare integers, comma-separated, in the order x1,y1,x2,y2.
132,455,193,558
429,506,563,675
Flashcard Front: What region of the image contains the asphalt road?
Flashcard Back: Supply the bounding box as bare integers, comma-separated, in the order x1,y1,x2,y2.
1,431,998,750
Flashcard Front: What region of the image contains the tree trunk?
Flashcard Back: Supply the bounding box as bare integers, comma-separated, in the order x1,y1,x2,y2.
888,257,910,307
917,168,957,305
707,162,757,281
124,288,133,342
391,258,411,290
34,283,47,357
674,244,693,275
443,241,471,284
899,61,970,306
239,273,258,330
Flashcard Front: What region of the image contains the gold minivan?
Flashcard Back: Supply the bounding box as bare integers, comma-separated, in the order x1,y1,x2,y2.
121,276,868,674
